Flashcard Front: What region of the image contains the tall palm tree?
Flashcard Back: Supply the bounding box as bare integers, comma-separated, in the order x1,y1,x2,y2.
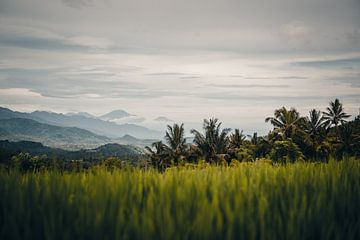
229,129,246,149
305,109,328,143
323,98,350,129
265,107,304,139
303,109,330,160
248,132,272,159
191,118,230,162
165,123,187,164
145,141,170,170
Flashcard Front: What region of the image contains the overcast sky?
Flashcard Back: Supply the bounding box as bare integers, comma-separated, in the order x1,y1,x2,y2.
0,0,359,134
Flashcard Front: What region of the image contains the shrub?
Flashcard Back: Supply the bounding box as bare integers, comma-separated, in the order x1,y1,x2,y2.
236,146,254,162
270,140,304,163
102,156,124,170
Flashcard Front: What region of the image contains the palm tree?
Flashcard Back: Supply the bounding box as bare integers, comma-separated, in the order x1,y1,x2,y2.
165,123,187,164
303,109,330,160
323,98,350,129
229,129,246,149
145,141,170,170
190,118,230,162
248,132,272,159
336,124,355,157
305,109,328,143
265,107,304,139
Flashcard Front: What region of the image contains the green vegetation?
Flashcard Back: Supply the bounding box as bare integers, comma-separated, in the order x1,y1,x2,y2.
1,159,359,239
0,141,144,171
0,98,359,239
146,99,359,170
0,118,110,150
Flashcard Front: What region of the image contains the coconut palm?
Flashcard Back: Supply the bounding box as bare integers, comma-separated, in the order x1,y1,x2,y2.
305,109,328,143
191,118,230,162
265,107,305,139
165,123,187,164
336,124,355,157
229,129,246,149
323,98,350,129
248,132,272,158
302,109,331,160
145,141,171,170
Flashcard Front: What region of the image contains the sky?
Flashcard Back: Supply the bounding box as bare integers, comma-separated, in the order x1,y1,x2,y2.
0,0,359,135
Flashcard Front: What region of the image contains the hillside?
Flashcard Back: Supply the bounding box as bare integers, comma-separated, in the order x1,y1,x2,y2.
0,140,142,162
0,107,163,139
0,118,111,150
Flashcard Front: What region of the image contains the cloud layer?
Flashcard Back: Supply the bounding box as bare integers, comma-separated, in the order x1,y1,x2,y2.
0,0,359,134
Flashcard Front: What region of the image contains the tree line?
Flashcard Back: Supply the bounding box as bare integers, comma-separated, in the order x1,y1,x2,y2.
146,99,360,170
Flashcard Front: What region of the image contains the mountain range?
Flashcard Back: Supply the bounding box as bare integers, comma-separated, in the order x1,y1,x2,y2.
0,140,143,162
0,107,162,139
0,107,162,150
0,118,110,150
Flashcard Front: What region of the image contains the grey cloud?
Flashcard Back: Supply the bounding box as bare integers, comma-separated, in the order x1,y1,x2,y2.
292,57,360,68
1,0,359,56
0,33,90,52
1,0,360,127
179,76,201,79
207,84,290,89
326,73,360,88
228,75,244,78
145,72,190,76
62,0,93,9
198,92,360,102
278,76,307,80
228,75,307,80
0,65,195,100
0,66,146,98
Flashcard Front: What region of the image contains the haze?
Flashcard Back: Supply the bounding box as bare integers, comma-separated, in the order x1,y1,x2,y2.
0,0,359,135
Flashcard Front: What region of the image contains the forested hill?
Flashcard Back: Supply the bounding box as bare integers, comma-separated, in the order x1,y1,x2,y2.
0,140,143,163
0,118,110,150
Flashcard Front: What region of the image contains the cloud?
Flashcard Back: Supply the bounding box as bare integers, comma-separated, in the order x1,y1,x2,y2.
207,84,290,89
228,75,307,80
281,21,311,38
144,72,190,76
62,0,93,9
0,88,41,97
292,56,360,68
179,76,201,79
198,92,360,102
1,0,360,131
0,66,148,98
278,76,307,80
0,33,89,51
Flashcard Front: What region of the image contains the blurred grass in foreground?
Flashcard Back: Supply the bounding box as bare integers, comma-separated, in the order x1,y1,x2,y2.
1,159,360,240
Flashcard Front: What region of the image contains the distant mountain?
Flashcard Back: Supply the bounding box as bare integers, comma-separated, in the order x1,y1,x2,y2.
0,107,53,124
99,110,133,121
66,112,96,119
0,107,162,139
0,140,66,158
115,134,157,147
0,140,142,162
0,118,110,150
154,116,173,122
86,143,143,158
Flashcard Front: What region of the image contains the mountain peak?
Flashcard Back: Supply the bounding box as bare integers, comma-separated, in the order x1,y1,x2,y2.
66,112,96,119
100,110,133,120
154,116,173,122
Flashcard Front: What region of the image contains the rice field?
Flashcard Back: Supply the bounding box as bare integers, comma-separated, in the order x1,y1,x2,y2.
1,159,360,240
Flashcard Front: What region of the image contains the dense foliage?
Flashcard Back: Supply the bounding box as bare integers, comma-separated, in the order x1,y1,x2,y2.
0,141,143,171
146,99,359,170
